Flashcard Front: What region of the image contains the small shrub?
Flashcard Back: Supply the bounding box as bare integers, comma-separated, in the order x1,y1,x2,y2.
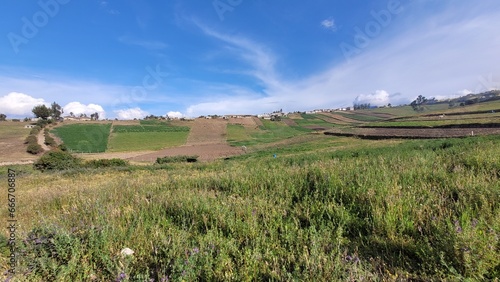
156,155,199,164
25,135,38,144
27,143,44,154
85,158,129,168
44,136,57,147
33,150,82,172
12,119,20,122
58,144,68,151
30,126,42,135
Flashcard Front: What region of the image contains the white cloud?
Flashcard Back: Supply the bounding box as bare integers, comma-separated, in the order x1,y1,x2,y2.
64,102,106,119
114,107,148,120
166,111,183,119
354,90,391,106
0,92,48,116
321,18,337,31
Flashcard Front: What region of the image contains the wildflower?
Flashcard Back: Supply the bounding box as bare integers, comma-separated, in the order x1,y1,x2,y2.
116,272,126,282
120,247,135,256
471,218,478,228
192,247,200,254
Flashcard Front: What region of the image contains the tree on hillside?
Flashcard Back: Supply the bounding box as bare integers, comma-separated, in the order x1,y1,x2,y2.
0,113,6,121
353,103,371,110
90,112,99,121
411,95,427,112
32,105,51,120
50,102,63,119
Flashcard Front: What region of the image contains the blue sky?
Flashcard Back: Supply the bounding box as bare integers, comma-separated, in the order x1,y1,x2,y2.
1,0,499,119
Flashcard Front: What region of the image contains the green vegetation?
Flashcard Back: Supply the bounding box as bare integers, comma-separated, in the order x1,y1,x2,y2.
227,120,309,146
107,132,189,152
33,150,83,171
52,123,111,153
334,112,386,122
33,150,130,172
85,158,130,168
293,114,337,128
365,118,500,128
156,155,199,164
3,135,499,280
113,125,190,133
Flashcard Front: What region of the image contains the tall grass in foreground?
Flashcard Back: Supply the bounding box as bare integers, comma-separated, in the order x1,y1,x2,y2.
1,137,499,281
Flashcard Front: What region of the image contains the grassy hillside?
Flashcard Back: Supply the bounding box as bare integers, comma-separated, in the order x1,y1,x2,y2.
1,135,499,281
52,123,112,153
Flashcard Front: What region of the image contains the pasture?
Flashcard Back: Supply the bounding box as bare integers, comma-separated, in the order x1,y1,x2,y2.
107,132,189,152
1,135,499,281
51,123,112,153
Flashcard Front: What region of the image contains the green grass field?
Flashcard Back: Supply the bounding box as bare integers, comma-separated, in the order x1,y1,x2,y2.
365,118,500,127
52,123,111,153
227,120,309,146
1,135,499,281
113,125,190,133
293,114,338,128
107,131,189,152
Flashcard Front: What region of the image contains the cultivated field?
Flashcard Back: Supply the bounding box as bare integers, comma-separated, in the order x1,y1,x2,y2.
0,122,37,164
186,118,228,146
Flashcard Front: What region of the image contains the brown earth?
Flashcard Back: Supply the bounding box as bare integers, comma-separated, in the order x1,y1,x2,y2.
252,117,264,126
186,118,227,145
282,119,298,126
321,112,362,123
127,144,244,162
0,123,38,164
317,114,350,125
229,117,257,127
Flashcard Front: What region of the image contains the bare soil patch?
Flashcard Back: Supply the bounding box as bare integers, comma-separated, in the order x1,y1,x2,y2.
282,119,298,126
229,117,257,127
252,117,264,126
128,144,245,162
321,112,362,123
0,123,38,163
186,119,227,145
317,114,349,125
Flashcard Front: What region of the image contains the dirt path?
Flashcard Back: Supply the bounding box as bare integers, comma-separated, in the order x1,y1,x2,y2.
37,130,50,151
0,160,35,167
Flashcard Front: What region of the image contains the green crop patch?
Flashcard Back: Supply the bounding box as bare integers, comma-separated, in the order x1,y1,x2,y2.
107,131,189,152
52,123,111,153
112,125,190,133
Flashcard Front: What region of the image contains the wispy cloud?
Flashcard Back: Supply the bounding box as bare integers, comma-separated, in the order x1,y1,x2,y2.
182,2,500,116
321,18,337,31
118,36,167,50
